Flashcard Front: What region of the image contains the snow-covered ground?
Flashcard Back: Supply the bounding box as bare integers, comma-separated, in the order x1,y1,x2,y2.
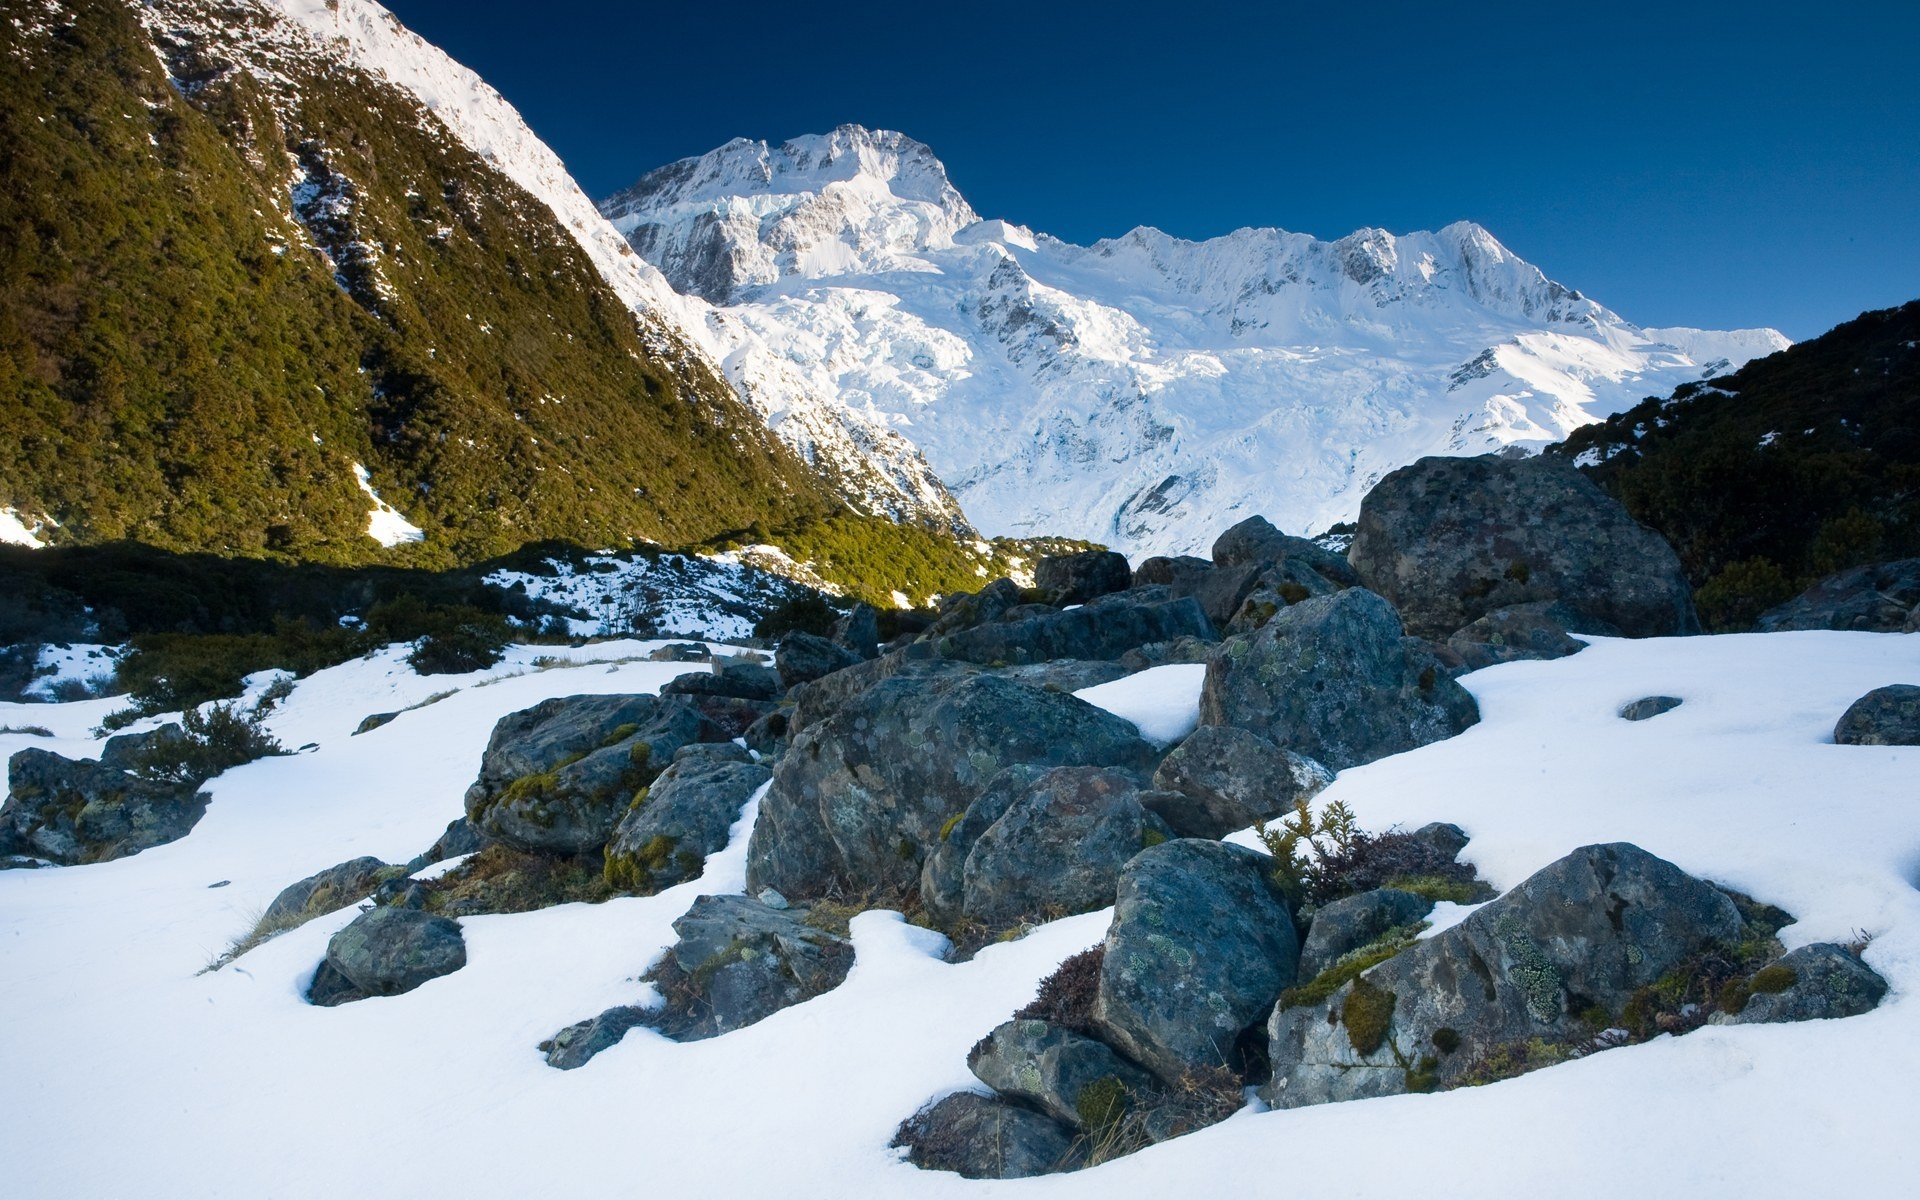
18,643,122,701
484,550,815,640
2,631,1917,1198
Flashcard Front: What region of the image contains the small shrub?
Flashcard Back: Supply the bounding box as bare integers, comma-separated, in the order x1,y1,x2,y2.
1015,946,1105,1035
130,701,286,788
1695,557,1796,631
0,724,54,738
1341,975,1396,1055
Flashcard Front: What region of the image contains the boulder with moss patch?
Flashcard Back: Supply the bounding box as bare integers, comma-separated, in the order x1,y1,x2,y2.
318,907,466,1001
1147,724,1332,839
603,753,771,893
967,1018,1158,1133
642,894,853,1040
892,1091,1084,1179
1263,842,1744,1109
0,748,206,865
1714,943,1888,1025
1297,888,1434,980
261,856,405,929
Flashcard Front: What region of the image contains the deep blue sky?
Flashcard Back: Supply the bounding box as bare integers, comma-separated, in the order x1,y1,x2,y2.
386,0,1918,339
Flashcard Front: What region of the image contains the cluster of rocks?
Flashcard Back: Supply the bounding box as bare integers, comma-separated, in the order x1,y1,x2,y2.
0,723,209,866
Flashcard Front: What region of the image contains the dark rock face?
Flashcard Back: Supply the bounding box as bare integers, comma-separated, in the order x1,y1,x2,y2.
1263,843,1743,1108
1447,601,1608,671
1133,555,1213,589
1118,636,1216,671
786,646,978,733
262,857,399,928
669,694,777,740
1035,550,1133,606
1620,695,1684,721
748,673,1157,900
1297,888,1435,981
1833,685,1920,745
353,712,399,735
603,754,772,893
1212,515,1359,586
931,595,1216,668
921,766,1172,929
540,1005,653,1069
321,907,466,1000
644,894,853,1040
648,643,712,663
774,632,862,690
925,578,1025,639
463,694,721,855
1348,454,1698,639
0,748,205,865
1147,724,1332,839
742,709,789,758
1715,943,1889,1025
968,1018,1158,1131
661,661,781,701
305,960,367,1007
1092,839,1298,1083
1221,561,1348,636
97,723,186,769
421,816,488,864
830,602,881,659
1199,588,1480,772
989,659,1130,694
1757,558,1920,632
892,1092,1084,1180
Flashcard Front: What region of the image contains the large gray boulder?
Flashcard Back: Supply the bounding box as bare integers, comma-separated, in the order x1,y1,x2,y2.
1348,454,1698,638
748,673,1157,900
931,594,1215,667
1035,550,1132,606
1833,685,1920,746
990,659,1130,693
921,765,1172,929
1714,943,1888,1025
1757,558,1920,632
1092,839,1298,1084
643,894,853,1040
1263,843,1743,1108
0,748,205,865
1212,516,1359,585
661,660,781,701
786,646,978,733
1199,588,1479,771
603,753,771,893
893,1092,1084,1179
1147,724,1332,838
830,602,882,659
774,632,862,690
463,694,721,855
322,907,466,999
1446,600,1610,671
968,1018,1158,1131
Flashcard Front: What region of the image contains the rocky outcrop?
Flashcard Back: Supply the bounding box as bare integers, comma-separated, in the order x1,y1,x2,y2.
1348,454,1698,638
1620,695,1683,722
1296,888,1434,980
0,748,206,865
748,673,1157,900
967,1018,1158,1131
1263,843,1744,1108
1092,839,1297,1083
603,748,771,893
1714,943,1888,1025
1833,685,1920,745
892,1092,1084,1179
774,632,861,689
661,660,782,701
1035,550,1132,606
1199,588,1479,771
540,1005,652,1070
1212,516,1358,585
919,765,1172,929
931,594,1215,668
1446,601,1607,671
462,694,722,855
1146,724,1332,838
316,907,466,1003
642,894,853,1040
1757,558,1920,632
262,857,403,929
830,602,881,659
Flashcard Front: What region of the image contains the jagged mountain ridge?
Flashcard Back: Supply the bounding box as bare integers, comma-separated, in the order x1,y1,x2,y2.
603,125,1791,556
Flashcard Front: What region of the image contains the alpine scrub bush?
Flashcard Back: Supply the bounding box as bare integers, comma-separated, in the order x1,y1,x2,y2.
130,701,286,788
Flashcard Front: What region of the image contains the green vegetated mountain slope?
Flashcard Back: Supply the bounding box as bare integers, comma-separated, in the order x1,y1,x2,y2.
0,0,1013,603
1555,300,1920,627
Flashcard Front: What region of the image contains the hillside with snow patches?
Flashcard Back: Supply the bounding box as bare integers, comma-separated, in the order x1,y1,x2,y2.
601,126,1789,555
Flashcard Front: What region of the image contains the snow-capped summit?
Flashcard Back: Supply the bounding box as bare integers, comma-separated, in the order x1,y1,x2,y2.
599,127,1791,556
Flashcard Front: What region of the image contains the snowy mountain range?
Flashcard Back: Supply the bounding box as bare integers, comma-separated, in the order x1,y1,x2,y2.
602,126,1789,556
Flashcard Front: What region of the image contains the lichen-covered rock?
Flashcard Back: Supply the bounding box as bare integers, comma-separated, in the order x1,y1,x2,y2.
1133,554,1214,589
748,673,1157,900
774,632,862,689
305,959,367,1007
0,748,205,865
1212,515,1359,586
1715,943,1888,1025
322,907,466,1000
1147,724,1332,838
932,595,1215,667
1199,588,1479,771
421,816,489,864
261,856,401,928
1620,695,1684,721
644,894,853,1040
1446,600,1607,671
1833,684,1920,746
924,766,1172,929
892,1091,1084,1179
1262,843,1743,1109
924,577,1025,639
968,1018,1158,1131
990,659,1130,693
1036,550,1133,606
1118,635,1216,671
1756,558,1920,632
661,660,782,701
1349,453,1698,638
786,645,978,733
1092,839,1298,1084
540,1005,653,1069
463,694,721,855
1222,559,1351,635
1296,888,1434,980
603,754,771,893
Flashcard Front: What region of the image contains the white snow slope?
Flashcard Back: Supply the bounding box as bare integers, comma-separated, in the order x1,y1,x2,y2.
2,630,1916,1198
603,126,1791,555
